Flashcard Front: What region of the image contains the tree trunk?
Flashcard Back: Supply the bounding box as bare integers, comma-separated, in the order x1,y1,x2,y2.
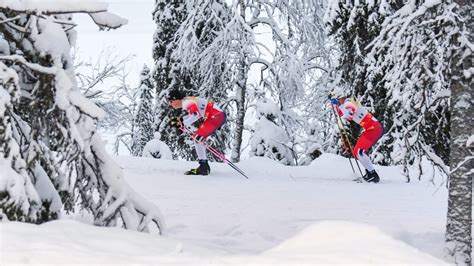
445,1,473,264
231,0,248,163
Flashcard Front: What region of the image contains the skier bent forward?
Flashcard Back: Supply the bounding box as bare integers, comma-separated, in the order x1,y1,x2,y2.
168,89,226,175
329,92,384,183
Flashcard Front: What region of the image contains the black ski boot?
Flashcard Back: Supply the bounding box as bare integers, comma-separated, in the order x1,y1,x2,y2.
185,160,210,175
363,169,380,183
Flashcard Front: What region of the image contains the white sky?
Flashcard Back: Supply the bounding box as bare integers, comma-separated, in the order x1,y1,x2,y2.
73,0,155,87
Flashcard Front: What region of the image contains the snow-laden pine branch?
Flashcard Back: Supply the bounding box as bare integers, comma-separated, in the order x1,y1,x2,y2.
0,2,164,234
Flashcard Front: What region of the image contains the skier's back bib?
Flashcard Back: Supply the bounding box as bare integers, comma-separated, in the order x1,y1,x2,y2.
339,98,377,129
182,96,223,119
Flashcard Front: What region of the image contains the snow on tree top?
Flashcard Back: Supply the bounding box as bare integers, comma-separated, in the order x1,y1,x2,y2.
0,0,108,13
1,0,128,30
34,17,72,61
257,99,280,117
89,11,128,30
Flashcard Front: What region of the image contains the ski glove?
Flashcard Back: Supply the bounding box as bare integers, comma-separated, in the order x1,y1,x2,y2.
170,116,183,127
327,94,338,105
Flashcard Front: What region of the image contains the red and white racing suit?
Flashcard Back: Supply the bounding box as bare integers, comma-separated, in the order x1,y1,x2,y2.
182,96,226,160
335,98,383,172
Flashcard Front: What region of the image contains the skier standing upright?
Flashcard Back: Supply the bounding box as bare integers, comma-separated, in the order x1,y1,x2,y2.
329,90,384,183
168,89,226,175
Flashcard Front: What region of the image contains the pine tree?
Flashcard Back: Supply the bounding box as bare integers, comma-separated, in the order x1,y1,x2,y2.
171,0,231,159
0,4,164,233
366,1,455,180
445,0,472,264
131,65,155,156
325,0,393,96
325,0,400,164
0,61,45,222
151,0,194,160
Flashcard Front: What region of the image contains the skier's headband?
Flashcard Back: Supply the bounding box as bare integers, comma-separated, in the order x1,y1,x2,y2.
337,97,346,104
168,90,185,101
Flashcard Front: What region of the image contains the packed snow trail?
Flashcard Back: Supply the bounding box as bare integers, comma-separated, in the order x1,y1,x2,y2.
118,154,448,257
2,153,450,264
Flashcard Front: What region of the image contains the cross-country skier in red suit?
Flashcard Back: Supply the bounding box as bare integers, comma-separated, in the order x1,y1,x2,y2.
168,89,226,175
329,90,384,183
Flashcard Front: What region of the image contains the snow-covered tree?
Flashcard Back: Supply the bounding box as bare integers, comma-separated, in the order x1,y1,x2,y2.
131,65,155,156
170,0,331,163
445,0,472,264
326,0,455,180
250,99,294,165
171,0,231,159
366,0,456,179
151,0,195,160
0,2,164,233
260,0,332,165
324,0,401,164
74,47,135,132
0,62,47,222
142,133,173,159
325,0,394,95
74,48,141,154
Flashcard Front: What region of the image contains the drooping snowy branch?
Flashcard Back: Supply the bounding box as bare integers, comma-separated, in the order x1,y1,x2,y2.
0,0,108,14
365,0,458,178
0,2,163,234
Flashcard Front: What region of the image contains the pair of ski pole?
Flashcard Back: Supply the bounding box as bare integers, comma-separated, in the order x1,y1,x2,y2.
327,97,364,178
178,124,249,179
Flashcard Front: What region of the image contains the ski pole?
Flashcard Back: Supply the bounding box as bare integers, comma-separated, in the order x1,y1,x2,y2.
328,99,364,177
329,101,355,172
179,125,249,179
200,141,249,179
335,113,364,177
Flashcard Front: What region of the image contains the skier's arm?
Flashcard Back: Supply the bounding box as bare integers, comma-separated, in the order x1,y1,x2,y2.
338,101,355,121
181,100,202,128
182,112,200,127
335,105,344,118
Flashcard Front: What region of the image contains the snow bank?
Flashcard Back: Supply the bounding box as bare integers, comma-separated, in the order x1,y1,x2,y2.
1,220,448,265
1,154,450,264
264,221,447,264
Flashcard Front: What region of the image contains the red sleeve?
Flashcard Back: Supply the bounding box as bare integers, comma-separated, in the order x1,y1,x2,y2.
185,102,199,114
335,105,343,117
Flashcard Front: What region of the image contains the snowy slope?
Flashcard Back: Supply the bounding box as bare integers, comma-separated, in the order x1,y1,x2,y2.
1,154,451,265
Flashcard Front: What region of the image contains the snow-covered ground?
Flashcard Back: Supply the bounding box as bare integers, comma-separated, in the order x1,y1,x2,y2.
1,154,451,265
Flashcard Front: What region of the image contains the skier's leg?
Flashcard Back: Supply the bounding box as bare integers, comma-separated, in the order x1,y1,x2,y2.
194,141,207,160
195,112,225,139
353,122,383,163
353,122,383,182
186,112,225,175
356,149,375,171
185,143,210,175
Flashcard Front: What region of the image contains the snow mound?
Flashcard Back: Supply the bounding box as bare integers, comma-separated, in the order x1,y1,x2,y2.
1,220,448,265
265,221,448,264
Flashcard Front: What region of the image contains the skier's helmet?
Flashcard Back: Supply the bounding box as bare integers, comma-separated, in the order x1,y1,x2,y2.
329,87,348,105
330,87,346,99
168,89,185,101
